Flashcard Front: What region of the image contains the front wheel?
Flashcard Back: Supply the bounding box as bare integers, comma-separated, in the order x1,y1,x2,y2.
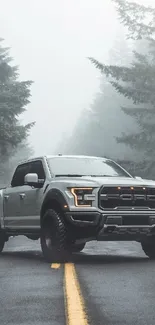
40,209,70,263
70,243,85,253
141,239,155,259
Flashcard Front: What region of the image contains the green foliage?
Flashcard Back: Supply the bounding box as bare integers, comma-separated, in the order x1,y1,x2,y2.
0,141,34,187
0,38,34,184
58,28,135,163
89,0,155,179
112,0,155,40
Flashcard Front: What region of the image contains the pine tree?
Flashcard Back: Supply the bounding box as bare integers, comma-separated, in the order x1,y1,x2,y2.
0,141,34,187
112,0,155,40
61,26,135,160
0,39,34,159
0,38,34,184
89,0,155,179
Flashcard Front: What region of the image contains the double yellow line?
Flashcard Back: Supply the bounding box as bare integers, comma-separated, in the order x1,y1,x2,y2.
51,263,89,325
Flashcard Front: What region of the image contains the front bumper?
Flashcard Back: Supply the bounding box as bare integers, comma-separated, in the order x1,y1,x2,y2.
65,211,101,226
97,224,155,241
65,210,155,238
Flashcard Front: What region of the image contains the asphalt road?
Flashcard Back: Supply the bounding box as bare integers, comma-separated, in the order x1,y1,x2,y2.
0,237,155,325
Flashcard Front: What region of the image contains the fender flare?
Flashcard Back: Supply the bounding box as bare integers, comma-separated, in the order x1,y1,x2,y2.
40,188,69,220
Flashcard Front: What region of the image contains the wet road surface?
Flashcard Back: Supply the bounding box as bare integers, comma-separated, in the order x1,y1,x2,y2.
0,236,155,325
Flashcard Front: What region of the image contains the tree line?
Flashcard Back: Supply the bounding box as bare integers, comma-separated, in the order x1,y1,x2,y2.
59,0,155,180
1,0,155,184
0,38,34,186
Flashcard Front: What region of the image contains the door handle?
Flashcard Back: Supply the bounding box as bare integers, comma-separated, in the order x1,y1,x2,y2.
19,193,25,199
4,195,9,201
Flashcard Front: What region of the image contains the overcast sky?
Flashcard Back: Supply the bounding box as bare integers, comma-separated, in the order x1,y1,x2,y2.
0,0,154,156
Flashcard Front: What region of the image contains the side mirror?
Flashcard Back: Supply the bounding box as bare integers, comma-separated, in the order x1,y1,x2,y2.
24,173,43,188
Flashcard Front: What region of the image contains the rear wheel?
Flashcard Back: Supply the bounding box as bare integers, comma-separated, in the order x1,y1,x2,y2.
40,209,70,263
141,239,155,259
70,243,85,253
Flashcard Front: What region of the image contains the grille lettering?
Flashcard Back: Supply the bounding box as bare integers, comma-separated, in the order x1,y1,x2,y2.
99,186,155,210
147,195,155,201
120,194,133,200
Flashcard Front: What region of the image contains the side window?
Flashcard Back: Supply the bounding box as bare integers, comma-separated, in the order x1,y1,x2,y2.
11,163,30,187
29,160,45,180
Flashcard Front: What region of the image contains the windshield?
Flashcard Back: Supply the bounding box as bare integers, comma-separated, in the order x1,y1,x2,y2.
47,157,132,178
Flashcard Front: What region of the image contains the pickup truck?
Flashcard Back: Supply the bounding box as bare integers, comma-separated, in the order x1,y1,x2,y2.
0,154,155,262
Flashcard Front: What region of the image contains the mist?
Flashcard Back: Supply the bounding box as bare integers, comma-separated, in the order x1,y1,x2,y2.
0,0,120,157
0,0,155,185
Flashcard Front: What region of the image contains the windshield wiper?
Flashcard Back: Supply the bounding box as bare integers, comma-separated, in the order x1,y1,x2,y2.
55,174,83,177
86,175,113,177
55,174,115,177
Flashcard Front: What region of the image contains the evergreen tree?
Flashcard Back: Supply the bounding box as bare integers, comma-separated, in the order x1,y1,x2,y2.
0,38,34,184
112,0,155,40
61,26,135,161
89,0,155,179
0,141,34,187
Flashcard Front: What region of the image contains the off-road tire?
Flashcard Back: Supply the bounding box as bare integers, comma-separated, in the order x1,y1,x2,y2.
70,243,85,253
0,232,5,253
40,209,70,263
141,240,155,259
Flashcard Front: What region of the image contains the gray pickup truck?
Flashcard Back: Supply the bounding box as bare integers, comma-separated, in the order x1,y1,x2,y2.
0,154,155,262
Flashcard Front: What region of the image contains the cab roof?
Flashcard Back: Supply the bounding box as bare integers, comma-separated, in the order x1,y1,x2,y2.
20,154,109,165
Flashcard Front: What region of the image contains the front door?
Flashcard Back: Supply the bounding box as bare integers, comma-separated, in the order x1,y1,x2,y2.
3,163,30,229
3,160,47,231
19,160,46,230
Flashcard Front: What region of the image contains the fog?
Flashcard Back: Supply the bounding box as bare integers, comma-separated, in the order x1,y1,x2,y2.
0,0,154,157
0,0,119,156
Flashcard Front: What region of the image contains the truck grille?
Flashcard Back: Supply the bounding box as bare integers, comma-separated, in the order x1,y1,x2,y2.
99,186,155,210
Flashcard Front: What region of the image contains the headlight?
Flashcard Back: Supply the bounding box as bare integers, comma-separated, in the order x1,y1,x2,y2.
70,187,95,207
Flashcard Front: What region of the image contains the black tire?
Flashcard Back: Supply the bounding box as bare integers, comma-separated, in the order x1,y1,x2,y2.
70,243,85,253
40,209,70,263
141,240,155,259
0,233,5,253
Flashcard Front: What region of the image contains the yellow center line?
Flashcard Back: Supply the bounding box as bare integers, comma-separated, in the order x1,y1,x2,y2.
51,263,61,269
64,263,89,325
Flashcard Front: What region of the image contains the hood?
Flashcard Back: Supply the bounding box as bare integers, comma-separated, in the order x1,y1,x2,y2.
52,176,155,187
